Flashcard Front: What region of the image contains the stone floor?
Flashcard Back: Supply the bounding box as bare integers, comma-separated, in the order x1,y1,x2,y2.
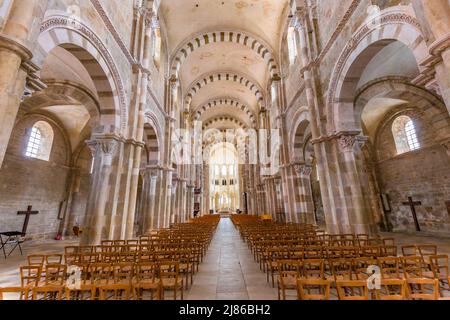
1,218,450,300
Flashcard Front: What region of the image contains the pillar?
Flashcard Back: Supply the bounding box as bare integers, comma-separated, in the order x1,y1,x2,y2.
293,163,316,225
0,0,41,167
81,137,119,245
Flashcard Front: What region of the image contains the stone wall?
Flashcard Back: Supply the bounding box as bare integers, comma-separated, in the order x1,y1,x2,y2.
375,110,450,233
0,115,71,240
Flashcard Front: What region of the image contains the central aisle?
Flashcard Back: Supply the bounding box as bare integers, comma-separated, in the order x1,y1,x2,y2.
186,217,278,300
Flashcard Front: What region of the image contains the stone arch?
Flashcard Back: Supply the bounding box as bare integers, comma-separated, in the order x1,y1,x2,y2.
355,77,450,141
143,114,163,166
36,16,128,133
170,30,279,78
202,115,248,131
327,9,428,132
193,97,257,128
289,107,310,160
185,71,264,106
22,80,100,128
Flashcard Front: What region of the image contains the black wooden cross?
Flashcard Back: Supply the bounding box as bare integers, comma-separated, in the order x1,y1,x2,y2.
402,197,422,232
17,205,39,235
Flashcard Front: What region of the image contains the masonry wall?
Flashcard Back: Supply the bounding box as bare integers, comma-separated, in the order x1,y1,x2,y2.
0,115,70,240
375,110,450,234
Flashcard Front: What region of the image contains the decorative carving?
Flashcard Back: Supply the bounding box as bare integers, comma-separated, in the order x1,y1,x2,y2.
338,135,357,153
293,163,313,177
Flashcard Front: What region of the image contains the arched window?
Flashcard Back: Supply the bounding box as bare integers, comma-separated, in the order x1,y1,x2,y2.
287,26,298,65
392,115,420,155
25,121,54,161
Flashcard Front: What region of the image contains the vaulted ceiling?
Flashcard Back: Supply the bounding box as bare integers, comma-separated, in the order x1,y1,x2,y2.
159,0,291,129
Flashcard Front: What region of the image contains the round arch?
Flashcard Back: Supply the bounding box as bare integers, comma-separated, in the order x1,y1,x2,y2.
326,9,428,132
193,97,257,128
37,16,128,133
170,30,279,78
185,71,265,107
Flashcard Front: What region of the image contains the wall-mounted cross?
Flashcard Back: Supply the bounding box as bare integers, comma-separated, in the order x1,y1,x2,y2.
402,197,422,232
17,206,39,235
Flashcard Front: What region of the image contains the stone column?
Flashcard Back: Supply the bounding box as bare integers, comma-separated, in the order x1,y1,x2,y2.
338,134,377,235
296,11,339,234
0,0,40,167
81,137,119,245
293,163,316,225
141,165,162,233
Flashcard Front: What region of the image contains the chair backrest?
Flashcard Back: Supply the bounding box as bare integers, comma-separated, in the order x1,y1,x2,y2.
406,278,439,300
27,254,45,267
418,245,438,259
45,254,63,265
378,257,401,279
135,262,159,282
402,245,417,256
88,263,113,284
374,279,406,300
429,255,449,280
113,263,134,284
44,264,67,285
336,280,370,300
329,259,352,281
159,261,180,279
401,256,425,278
20,265,42,287
98,284,130,300
32,286,63,300
297,279,331,300
302,259,324,279
65,284,97,301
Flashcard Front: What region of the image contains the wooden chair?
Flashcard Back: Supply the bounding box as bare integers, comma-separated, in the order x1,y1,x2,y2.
401,256,429,279
88,263,113,286
65,284,97,300
429,255,449,292
133,262,161,300
98,283,131,300
336,280,370,300
374,279,407,300
43,264,67,286
378,257,401,279
302,259,324,279
20,265,42,289
297,279,331,300
0,287,29,300
406,278,439,300
159,261,183,300
113,263,134,286
277,260,301,300
31,285,63,300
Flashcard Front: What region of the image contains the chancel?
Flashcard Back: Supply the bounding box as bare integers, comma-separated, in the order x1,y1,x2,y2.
0,0,450,301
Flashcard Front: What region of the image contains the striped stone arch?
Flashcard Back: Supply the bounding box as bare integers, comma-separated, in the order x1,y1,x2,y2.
289,109,311,162
144,112,163,166
327,10,429,132
193,98,257,128
170,30,279,78
22,80,100,126
185,72,264,107
36,16,128,133
355,77,450,141
202,115,248,131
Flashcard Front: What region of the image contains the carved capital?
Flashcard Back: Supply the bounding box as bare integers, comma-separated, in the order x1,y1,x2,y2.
86,138,119,166
293,163,313,177
338,135,357,153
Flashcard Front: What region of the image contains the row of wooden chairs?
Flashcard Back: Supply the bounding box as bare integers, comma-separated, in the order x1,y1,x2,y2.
295,278,449,300
1,215,220,300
